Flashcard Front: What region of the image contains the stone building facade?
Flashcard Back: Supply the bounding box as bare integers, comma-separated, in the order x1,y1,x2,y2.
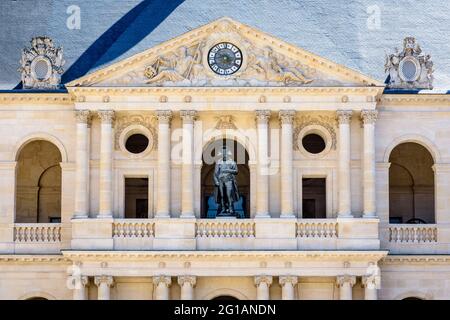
0,17,449,300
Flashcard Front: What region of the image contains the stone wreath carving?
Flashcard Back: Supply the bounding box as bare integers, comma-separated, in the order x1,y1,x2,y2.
293,115,337,151
114,114,158,151
19,36,65,89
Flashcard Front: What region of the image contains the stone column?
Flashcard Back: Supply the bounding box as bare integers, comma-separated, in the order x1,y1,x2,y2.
178,275,196,300
279,276,297,300
153,275,172,300
279,110,295,218
362,276,380,300
336,275,356,300
74,110,90,219
361,110,378,218
255,110,271,218
336,110,353,218
97,110,115,218
255,275,272,300
94,275,114,300
70,275,89,300
180,110,197,218
156,111,172,218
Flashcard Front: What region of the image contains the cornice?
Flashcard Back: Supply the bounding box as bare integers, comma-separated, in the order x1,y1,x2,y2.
0,255,70,264
381,255,450,265
380,94,450,105
62,250,388,262
0,93,73,104
67,86,383,96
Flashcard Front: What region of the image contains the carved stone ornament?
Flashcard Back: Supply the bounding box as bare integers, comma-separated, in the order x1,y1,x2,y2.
254,275,273,286
153,275,172,287
94,275,114,287
178,275,197,287
360,110,378,125
109,21,315,87
19,36,65,89
114,113,157,150
214,115,237,130
293,115,337,150
385,37,434,89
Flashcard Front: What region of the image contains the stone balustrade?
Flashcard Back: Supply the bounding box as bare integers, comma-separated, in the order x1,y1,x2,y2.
196,219,255,238
297,219,338,238
388,224,437,243
113,219,155,238
14,223,61,243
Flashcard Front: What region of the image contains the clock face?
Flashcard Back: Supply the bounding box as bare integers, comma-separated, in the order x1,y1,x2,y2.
208,42,242,75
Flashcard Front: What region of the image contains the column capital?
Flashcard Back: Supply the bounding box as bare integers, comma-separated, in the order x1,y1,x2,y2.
336,110,353,125
279,110,295,125
178,275,197,287
156,110,173,124
153,275,172,287
361,275,381,289
360,110,378,125
255,275,273,286
68,275,89,288
180,110,198,124
336,275,356,287
255,110,271,124
97,110,115,124
279,276,298,286
75,110,91,124
94,275,114,287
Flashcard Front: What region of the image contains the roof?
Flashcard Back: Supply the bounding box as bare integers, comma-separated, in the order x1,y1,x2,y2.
1,0,450,90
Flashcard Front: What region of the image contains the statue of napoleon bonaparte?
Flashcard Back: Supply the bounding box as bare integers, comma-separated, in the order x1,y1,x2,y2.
214,147,240,216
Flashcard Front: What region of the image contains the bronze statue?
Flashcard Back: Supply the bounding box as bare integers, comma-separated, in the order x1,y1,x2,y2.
213,147,240,216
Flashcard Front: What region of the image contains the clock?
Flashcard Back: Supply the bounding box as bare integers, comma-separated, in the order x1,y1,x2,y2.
208,42,242,75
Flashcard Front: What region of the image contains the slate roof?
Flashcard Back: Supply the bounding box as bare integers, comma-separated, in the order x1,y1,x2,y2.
1,0,449,91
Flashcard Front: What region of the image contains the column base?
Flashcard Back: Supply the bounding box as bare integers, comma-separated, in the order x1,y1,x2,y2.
337,213,353,218
155,213,171,219
73,214,89,219
280,213,295,218
255,214,271,219
97,214,113,219
363,212,377,218
180,213,195,219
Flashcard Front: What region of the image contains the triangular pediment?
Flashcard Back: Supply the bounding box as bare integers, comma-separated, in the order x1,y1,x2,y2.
67,17,383,88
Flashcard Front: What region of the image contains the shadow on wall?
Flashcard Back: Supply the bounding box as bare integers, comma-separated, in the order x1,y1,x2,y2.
15,0,185,88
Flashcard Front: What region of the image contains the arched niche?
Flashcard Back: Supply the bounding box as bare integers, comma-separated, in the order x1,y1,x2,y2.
201,138,250,218
389,142,435,224
15,140,62,223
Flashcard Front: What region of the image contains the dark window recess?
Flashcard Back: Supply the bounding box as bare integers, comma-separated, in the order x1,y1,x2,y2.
125,178,149,218
125,134,149,154
302,178,326,218
302,134,326,154
135,199,148,219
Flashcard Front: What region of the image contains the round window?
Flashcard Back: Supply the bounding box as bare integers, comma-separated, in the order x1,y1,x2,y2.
399,57,420,82
302,134,326,154
125,134,149,154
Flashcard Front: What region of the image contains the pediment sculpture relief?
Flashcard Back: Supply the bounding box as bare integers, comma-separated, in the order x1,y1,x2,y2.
111,38,315,87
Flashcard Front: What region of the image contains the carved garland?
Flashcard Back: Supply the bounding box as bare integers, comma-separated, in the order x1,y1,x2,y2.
293,115,337,151
114,114,158,151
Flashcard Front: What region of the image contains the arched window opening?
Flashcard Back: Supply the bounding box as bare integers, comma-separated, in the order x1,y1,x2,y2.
389,142,435,224
201,139,250,219
16,140,62,223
